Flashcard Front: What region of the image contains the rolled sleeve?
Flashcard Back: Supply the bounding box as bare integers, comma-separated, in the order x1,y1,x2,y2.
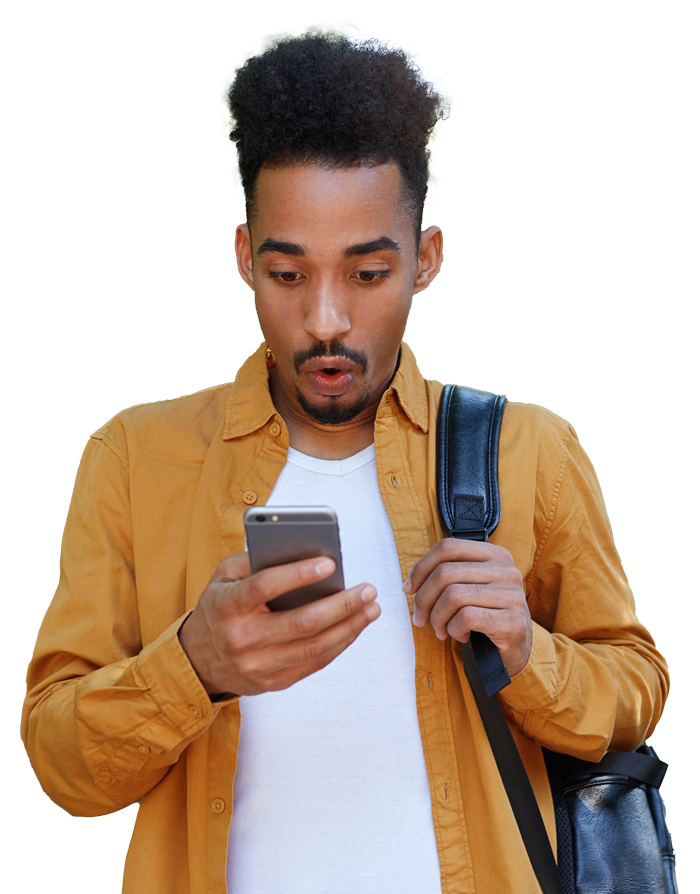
22,434,233,816
497,424,669,760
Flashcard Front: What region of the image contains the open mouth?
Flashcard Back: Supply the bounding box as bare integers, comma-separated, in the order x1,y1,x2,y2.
307,366,354,396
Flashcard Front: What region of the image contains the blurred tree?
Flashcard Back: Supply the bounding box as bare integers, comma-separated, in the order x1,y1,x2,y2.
20,16,643,680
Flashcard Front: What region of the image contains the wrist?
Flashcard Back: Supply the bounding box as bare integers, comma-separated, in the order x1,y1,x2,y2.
177,613,221,697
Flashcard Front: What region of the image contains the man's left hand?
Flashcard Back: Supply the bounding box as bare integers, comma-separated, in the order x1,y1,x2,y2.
405,539,532,677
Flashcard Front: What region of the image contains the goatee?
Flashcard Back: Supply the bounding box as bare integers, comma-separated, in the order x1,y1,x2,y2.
294,382,373,426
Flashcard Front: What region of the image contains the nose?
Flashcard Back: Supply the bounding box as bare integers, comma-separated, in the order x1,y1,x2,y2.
302,279,352,345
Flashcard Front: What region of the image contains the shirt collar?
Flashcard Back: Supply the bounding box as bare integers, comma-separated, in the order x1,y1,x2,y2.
222,341,429,440
381,342,429,432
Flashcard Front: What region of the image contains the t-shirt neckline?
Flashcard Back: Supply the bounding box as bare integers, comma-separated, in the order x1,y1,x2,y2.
285,443,376,477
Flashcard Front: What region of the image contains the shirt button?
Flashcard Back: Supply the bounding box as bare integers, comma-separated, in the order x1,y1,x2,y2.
137,745,150,754
212,798,226,814
189,705,202,718
243,491,257,505
269,422,281,437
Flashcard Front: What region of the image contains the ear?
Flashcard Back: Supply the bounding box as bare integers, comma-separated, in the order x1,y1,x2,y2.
235,224,255,290
412,226,443,294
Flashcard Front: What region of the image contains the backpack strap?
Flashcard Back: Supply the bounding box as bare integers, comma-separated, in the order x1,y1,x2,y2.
436,384,565,894
436,384,510,697
436,384,507,540
461,641,565,894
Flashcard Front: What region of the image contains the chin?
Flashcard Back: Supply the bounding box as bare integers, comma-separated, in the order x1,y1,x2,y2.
295,384,372,426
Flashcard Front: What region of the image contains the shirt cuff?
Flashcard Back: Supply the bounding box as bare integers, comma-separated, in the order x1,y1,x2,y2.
499,621,558,711
135,613,238,737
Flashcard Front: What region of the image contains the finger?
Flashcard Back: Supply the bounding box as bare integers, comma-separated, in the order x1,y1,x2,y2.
441,601,532,677
403,538,513,596
245,582,378,648
444,604,506,644
210,551,252,583
234,555,337,614
246,600,382,690
412,560,523,627
427,583,515,639
444,604,532,673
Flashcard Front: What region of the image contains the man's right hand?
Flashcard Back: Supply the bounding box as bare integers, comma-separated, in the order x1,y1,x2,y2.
178,552,380,698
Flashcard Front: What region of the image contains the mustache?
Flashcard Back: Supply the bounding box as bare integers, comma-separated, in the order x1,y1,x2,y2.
293,340,368,375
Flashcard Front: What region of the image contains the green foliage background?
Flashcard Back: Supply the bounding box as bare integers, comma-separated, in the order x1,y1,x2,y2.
21,16,644,680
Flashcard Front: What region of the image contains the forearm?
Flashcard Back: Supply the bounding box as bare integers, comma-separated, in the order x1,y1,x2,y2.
489,416,669,759
22,615,227,816
496,621,669,759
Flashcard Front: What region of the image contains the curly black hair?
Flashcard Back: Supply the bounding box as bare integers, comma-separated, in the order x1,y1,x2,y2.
227,32,448,246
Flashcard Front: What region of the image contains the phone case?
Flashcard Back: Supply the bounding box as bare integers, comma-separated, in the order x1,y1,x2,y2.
244,506,345,611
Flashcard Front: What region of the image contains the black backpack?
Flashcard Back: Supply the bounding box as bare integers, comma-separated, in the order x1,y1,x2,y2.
436,384,678,894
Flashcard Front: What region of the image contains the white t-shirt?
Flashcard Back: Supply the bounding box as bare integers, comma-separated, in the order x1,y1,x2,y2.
226,444,442,894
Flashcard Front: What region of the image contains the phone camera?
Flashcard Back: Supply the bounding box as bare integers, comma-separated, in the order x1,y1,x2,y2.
255,515,266,522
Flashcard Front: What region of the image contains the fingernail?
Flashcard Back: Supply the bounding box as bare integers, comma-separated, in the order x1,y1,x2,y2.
361,585,376,603
402,575,411,594
315,558,334,575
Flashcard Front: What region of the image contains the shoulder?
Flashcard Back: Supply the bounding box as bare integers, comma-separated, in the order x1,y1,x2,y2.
89,383,232,467
499,402,581,500
425,379,577,457
501,400,575,453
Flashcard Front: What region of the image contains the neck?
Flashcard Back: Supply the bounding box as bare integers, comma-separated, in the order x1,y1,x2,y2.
269,368,381,460
284,416,376,460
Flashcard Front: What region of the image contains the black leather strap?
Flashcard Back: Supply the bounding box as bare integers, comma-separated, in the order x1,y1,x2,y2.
436,385,510,697
436,384,507,539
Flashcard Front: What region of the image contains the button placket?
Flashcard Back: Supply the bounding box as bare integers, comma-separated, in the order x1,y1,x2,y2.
375,410,474,882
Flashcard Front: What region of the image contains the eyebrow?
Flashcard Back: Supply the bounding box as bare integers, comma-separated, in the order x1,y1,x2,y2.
256,239,306,257
255,235,402,259
343,237,401,258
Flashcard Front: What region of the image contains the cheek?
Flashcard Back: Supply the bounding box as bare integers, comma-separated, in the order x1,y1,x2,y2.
254,287,287,327
362,301,412,370
375,290,412,335
253,295,282,345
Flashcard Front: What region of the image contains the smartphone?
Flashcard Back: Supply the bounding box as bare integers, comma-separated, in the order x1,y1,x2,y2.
244,506,345,611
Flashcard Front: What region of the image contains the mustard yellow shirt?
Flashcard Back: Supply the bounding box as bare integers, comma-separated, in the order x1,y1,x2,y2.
22,343,669,893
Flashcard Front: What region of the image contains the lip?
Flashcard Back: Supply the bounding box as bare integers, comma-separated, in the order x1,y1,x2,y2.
302,356,356,397
307,370,353,396
303,357,355,373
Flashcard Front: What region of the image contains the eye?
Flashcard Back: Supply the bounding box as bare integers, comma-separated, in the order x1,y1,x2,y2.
352,271,389,283
268,271,303,284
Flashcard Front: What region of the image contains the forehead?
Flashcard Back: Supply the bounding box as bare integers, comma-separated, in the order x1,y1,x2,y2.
251,162,412,249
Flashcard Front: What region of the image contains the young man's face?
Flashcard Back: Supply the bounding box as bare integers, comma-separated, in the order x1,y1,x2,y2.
235,162,441,428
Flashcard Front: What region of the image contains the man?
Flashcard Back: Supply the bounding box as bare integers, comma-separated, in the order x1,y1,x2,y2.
22,32,668,894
